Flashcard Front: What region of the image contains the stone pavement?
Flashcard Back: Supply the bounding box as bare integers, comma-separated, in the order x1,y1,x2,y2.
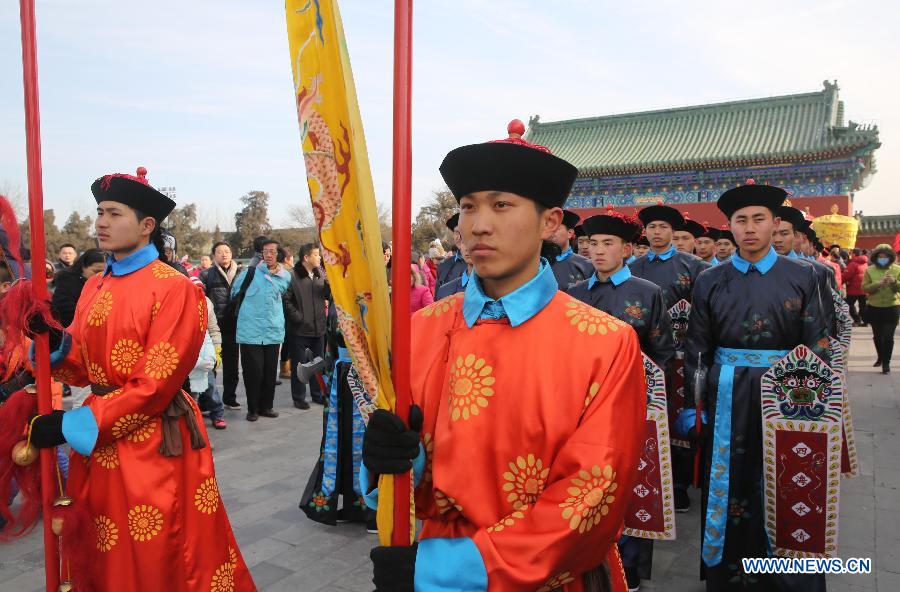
0,327,896,591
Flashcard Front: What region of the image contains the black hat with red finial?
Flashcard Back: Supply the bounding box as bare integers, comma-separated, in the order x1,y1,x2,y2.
716,178,787,219
91,166,176,221
637,200,684,228
439,120,578,209
582,205,644,242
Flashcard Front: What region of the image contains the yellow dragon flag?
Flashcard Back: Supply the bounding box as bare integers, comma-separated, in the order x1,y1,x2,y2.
285,0,407,545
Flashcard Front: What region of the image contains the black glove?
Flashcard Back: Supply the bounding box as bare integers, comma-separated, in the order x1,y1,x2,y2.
29,410,66,448
26,308,64,352
371,543,417,592
363,405,423,475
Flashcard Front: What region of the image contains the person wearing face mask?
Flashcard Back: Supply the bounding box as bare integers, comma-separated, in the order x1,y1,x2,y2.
862,244,900,374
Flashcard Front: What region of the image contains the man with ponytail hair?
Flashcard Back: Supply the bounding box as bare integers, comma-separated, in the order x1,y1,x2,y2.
25,167,256,591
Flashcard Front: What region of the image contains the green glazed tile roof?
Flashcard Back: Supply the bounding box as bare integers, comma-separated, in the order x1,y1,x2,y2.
525,81,880,176
859,214,900,235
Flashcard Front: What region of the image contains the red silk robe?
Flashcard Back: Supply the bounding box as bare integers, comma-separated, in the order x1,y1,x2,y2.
411,292,646,591
52,259,255,591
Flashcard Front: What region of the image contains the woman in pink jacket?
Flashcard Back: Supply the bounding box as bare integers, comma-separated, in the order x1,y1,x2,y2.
410,264,434,314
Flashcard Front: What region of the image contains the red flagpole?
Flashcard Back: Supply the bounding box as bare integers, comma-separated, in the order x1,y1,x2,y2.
18,1,61,589
390,0,413,547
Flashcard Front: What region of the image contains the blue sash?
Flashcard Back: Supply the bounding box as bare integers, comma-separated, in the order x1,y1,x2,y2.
322,347,353,496
701,347,789,567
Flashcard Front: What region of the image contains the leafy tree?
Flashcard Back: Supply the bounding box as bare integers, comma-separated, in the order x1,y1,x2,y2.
18,209,62,258
410,189,457,253
233,191,271,257
58,211,96,253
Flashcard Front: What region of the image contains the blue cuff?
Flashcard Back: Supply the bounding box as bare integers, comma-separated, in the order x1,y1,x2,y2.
674,408,707,439
62,406,98,456
359,442,427,511
28,332,72,368
415,537,487,591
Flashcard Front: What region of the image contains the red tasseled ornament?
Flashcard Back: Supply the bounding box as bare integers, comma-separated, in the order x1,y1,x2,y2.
0,280,62,368
0,194,26,278
0,390,41,540
746,178,756,185
53,501,98,591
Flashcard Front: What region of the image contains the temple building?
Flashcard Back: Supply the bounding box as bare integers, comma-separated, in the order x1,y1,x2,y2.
526,81,880,226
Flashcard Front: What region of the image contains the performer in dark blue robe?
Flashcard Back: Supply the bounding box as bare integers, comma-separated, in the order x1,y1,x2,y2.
436,213,467,287
300,305,376,531
435,242,472,300
684,181,830,592
629,204,710,309
567,209,675,590
715,225,737,265
549,209,593,289
629,203,710,512
773,206,839,339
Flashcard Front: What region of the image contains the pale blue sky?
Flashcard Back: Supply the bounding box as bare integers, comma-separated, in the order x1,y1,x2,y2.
1,0,897,231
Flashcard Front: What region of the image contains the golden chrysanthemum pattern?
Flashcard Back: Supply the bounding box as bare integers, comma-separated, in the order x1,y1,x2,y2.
564,299,625,335
487,510,526,533
110,339,143,375
51,368,76,383
144,342,179,380
559,464,618,534
93,443,119,469
127,504,163,542
194,477,220,515
537,572,576,592
502,454,550,510
420,294,459,318
88,362,109,385
150,262,180,279
87,291,114,326
434,489,463,515
95,515,118,552
210,547,238,592
448,354,495,421
111,413,156,443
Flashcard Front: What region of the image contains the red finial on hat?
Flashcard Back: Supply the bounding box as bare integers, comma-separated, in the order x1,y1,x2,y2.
507,119,526,138
720,223,729,230
702,220,710,226
656,199,663,206
606,204,615,212
683,211,691,220
745,178,756,185
135,166,149,185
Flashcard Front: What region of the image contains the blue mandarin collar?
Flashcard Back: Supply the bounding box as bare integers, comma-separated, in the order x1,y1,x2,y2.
625,255,636,265
104,243,159,277
463,259,557,328
556,248,574,262
460,269,471,287
646,245,676,262
588,265,631,289
786,250,799,259
454,252,463,263
731,246,777,275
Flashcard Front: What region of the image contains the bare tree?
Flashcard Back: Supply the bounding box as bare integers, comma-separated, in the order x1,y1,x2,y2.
287,203,315,229
0,179,27,219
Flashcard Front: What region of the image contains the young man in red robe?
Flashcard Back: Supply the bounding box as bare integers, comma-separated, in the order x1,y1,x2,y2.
362,128,647,591
26,168,255,591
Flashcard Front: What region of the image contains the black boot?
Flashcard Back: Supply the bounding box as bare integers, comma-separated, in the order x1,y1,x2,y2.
884,363,891,374
874,359,883,367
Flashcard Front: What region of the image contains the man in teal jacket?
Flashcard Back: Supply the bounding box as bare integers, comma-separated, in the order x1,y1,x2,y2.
232,238,291,421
